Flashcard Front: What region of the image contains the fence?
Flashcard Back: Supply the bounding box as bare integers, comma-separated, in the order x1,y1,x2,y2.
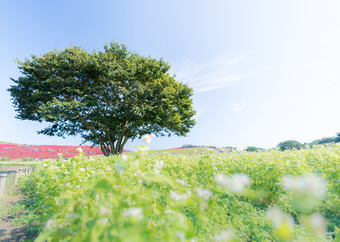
0,168,34,196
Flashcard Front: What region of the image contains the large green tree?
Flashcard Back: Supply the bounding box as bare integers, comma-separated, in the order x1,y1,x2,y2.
8,41,196,155
277,140,303,151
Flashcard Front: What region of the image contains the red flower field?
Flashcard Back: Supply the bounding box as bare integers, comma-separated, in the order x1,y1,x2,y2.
0,144,104,159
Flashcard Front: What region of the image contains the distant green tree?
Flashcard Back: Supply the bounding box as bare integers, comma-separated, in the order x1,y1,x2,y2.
309,132,340,146
335,132,340,142
245,146,264,152
8,41,196,155
277,140,303,151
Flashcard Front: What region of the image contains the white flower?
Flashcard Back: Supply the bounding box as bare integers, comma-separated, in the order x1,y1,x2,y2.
175,179,189,186
57,153,63,156
45,219,57,230
300,213,327,235
195,188,213,201
213,229,234,241
154,160,164,173
122,207,143,220
76,147,83,153
177,213,185,223
79,168,85,172
121,154,128,161
176,231,186,241
164,209,174,214
99,206,110,216
200,201,208,212
42,163,48,167
141,133,155,144
75,185,80,188
170,191,188,201
266,207,295,229
281,173,326,199
215,173,252,193
99,218,109,225
115,163,125,174
133,160,140,166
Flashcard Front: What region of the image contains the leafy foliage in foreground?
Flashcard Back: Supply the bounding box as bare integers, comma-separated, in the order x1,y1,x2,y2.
18,145,340,241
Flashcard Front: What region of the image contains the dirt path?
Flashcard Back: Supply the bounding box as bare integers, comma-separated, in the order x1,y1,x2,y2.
0,167,34,242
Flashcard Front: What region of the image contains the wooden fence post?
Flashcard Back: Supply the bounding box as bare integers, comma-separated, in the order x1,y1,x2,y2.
0,173,7,196
14,170,21,186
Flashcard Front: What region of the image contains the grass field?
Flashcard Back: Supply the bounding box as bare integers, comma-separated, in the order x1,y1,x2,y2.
12,144,340,241
0,161,40,167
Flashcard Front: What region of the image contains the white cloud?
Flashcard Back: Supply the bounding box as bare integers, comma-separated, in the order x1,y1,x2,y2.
173,55,247,93
231,103,246,112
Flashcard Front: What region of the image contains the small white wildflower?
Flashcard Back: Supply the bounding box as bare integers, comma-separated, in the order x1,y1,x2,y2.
106,167,112,171
65,183,71,186
45,219,57,230
165,209,174,214
215,173,252,193
175,179,189,186
213,229,234,241
195,188,213,201
266,207,295,229
65,212,78,221
99,206,110,216
300,213,327,235
79,168,85,172
75,185,80,189
154,160,164,173
200,201,208,212
177,213,185,223
76,147,83,152
99,218,109,225
170,191,188,201
121,154,128,161
115,163,125,174
176,231,186,241
281,173,326,199
42,163,48,167
142,133,155,144
122,207,144,220
57,153,63,156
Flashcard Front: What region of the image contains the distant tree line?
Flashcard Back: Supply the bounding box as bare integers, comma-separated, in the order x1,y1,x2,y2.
277,132,340,151
243,132,340,152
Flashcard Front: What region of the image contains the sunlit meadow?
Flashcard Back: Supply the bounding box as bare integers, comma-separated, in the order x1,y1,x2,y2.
16,140,340,241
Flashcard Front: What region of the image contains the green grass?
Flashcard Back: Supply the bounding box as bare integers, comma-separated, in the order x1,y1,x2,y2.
0,161,39,167
15,144,340,241
148,147,212,155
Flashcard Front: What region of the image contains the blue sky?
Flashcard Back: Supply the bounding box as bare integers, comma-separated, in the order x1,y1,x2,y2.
1,0,340,150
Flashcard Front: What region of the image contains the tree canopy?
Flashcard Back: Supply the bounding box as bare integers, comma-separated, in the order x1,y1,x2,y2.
277,140,303,151
8,41,196,155
309,132,340,146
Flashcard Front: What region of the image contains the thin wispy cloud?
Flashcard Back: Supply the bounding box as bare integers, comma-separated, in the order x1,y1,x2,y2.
231,103,246,112
173,55,247,93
